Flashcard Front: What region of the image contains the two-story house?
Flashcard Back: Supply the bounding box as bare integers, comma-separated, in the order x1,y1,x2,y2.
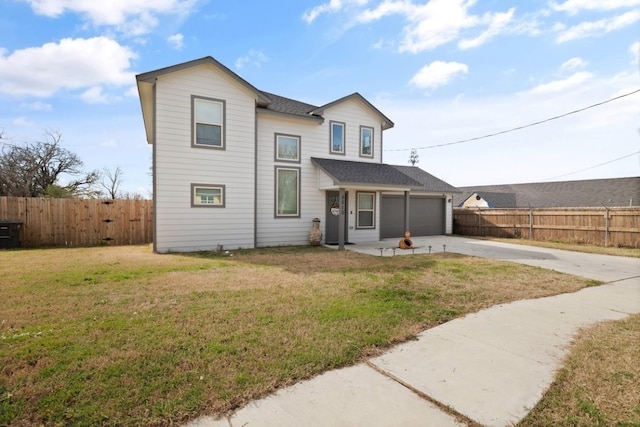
136,56,459,253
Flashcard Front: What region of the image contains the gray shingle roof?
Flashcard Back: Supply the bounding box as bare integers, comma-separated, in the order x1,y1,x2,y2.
392,165,461,193
260,91,321,117
311,158,422,188
455,177,640,208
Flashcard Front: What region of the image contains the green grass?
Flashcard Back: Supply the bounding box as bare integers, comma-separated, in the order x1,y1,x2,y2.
1,245,594,426
519,314,640,427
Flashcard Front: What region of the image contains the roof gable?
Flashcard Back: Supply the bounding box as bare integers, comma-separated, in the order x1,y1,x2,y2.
311,93,394,130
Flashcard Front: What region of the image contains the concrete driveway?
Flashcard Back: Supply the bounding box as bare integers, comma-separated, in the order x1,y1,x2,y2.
187,236,640,427
349,235,640,283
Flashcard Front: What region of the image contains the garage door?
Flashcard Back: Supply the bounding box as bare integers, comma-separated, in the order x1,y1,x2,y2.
381,195,445,238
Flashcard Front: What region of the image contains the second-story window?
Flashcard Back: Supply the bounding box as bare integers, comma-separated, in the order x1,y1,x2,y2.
192,96,225,149
360,126,374,158
330,121,345,155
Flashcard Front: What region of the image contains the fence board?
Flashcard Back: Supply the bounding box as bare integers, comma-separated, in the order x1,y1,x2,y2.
0,197,153,248
453,207,640,248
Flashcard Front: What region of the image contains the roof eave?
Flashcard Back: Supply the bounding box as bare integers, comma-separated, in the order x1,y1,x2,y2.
136,80,155,145
257,108,324,124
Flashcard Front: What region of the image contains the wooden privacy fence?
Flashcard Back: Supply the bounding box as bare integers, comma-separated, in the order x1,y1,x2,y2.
0,197,153,247
453,207,640,248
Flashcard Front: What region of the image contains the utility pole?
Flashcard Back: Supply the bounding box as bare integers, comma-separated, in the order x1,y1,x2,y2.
409,148,419,166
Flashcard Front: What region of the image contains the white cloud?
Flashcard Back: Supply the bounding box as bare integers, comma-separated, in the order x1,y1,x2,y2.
100,138,118,148
0,36,137,97
80,86,111,104
629,40,640,61
560,57,587,71
399,0,480,53
555,10,640,42
235,50,268,69
409,61,468,91
303,0,368,24
12,116,35,127
167,33,184,50
458,7,515,49
528,71,593,95
550,0,640,15
354,0,515,53
20,101,53,111
22,0,198,35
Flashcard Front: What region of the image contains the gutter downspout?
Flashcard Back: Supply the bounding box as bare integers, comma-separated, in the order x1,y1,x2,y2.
151,82,158,253
254,102,258,249
404,191,410,236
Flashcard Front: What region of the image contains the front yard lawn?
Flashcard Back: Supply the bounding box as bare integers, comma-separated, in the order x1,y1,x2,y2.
1,245,595,426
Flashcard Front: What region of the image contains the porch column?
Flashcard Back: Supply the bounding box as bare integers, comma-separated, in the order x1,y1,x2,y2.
404,191,411,235
338,188,346,250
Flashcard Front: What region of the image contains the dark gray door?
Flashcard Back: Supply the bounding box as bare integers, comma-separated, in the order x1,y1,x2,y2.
381,195,445,238
325,191,348,244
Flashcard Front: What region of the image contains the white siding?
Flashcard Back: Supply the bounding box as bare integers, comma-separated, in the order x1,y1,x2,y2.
322,98,384,163
154,64,257,252
255,97,388,247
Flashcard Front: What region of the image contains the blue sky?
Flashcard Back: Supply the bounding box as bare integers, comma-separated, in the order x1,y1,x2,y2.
1,0,639,195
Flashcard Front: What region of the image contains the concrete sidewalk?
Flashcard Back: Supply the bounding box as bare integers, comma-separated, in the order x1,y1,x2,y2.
186,236,640,427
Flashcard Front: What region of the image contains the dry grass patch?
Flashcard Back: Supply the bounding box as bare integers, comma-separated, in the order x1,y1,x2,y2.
519,313,640,426
1,245,595,426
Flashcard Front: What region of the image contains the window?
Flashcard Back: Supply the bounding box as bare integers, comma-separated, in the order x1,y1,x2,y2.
356,192,375,228
192,96,225,148
275,133,301,163
360,126,374,157
330,121,345,154
275,167,300,217
191,184,225,207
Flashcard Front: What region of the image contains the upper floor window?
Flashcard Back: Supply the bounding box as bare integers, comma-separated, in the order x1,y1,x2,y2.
192,96,225,149
330,121,345,155
360,126,374,158
275,133,301,163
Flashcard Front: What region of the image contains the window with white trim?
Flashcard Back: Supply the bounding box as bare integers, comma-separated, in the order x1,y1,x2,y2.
330,121,345,154
356,192,375,228
193,96,225,148
191,184,225,207
360,126,374,157
275,167,300,217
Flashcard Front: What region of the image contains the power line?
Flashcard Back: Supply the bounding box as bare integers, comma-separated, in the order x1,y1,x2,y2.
541,150,640,181
385,88,640,152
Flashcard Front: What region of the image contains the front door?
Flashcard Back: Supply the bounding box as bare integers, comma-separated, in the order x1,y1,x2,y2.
325,191,348,244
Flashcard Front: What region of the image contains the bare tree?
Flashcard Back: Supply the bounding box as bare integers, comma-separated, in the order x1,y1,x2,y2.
99,166,124,199
0,130,99,197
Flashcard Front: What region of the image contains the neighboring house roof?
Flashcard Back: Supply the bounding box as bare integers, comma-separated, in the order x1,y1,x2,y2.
455,177,640,208
311,158,422,189
462,191,517,208
391,165,462,194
